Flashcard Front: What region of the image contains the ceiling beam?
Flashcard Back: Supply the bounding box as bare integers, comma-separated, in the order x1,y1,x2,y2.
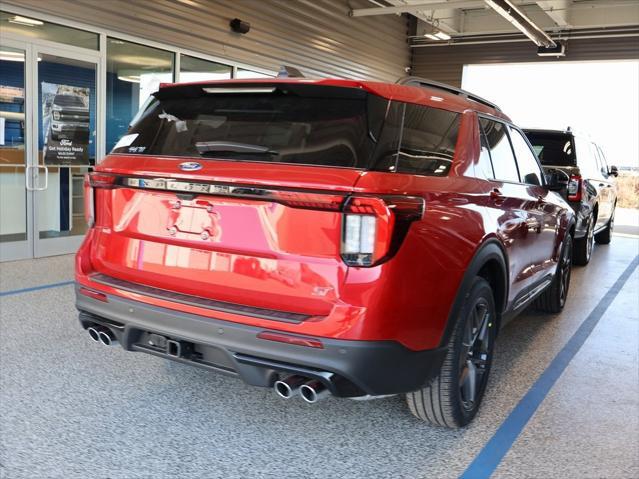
536,0,570,27
350,1,486,17
485,0,556,47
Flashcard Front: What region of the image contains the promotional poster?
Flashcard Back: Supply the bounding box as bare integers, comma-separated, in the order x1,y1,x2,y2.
41,82,90,165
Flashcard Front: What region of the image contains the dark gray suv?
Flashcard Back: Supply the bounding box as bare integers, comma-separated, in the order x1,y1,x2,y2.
524,128,618,265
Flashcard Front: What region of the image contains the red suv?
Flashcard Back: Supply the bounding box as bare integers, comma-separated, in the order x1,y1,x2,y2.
75,77,575,427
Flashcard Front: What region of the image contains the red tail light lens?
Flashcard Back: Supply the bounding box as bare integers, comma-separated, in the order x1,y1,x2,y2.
266,190,344,211
83,174,94,227
79,287,108,302
341,196,424,267
257,331,324,349
86,172,118,227
88,172,118,189
567,174,582,201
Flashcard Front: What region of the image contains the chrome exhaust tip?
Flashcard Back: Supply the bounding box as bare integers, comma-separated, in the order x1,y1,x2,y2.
274,375,306,399
93,326,117,347
87,327,100,343
300,379,330,404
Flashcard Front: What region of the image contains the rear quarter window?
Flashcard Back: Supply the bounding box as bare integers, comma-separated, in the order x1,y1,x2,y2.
370,102,460,176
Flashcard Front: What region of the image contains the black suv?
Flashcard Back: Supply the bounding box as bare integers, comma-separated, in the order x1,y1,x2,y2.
524,129,618,265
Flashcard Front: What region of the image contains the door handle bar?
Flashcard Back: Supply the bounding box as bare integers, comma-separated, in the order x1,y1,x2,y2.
25,164,49,191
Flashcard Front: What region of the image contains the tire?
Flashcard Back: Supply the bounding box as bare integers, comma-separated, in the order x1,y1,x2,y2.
406,277,497,428
595,208,615,245
573,214,594,266
534,236,572,313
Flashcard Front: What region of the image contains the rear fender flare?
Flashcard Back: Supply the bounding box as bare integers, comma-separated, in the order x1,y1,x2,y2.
438,239,508,348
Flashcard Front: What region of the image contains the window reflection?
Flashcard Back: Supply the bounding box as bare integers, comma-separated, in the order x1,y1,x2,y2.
180,55,231,82
106,38,174,152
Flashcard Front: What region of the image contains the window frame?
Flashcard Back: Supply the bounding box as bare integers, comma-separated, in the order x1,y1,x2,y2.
508,125,546,187
477,114,521,185
478,113,548,187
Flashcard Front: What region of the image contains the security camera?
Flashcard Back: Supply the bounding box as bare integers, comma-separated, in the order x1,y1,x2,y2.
404,66,412,73
230,18,250,34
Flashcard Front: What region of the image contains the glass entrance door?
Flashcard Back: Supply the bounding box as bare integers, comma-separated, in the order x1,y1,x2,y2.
0,40,99,261
0,40,32,261
34,51,97,257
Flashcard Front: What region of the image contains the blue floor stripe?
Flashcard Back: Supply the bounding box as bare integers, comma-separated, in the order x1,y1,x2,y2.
460,255,639,479
0,280,75,297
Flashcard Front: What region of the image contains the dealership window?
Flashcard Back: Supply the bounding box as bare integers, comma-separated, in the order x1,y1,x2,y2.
106,38,174,152
0,12,98,50
180,55,231,82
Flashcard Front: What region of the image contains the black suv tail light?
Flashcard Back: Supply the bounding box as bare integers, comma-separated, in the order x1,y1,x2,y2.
567,174,583,201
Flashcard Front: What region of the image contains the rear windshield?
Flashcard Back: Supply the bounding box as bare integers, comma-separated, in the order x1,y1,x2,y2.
524,131,576,167
111,83,461,175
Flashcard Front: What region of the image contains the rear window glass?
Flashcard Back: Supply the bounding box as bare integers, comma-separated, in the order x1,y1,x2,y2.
524,131,576,167
111,83,461,176
112,84,378,168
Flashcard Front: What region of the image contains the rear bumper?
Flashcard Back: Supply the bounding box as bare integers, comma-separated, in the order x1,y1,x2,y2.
76,284,446,397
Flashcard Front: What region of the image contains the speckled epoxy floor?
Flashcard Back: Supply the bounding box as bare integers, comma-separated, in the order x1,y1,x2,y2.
1,237,637,479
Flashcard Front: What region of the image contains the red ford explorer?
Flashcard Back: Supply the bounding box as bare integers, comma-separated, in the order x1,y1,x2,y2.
75,77,575,427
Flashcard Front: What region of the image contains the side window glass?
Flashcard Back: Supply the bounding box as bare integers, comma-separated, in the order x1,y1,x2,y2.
476,119,495,179
592,143,608,177
395,103,460,176
597,146,610,177
370,102,460,177
509,127,543,186
575,137,598,177
480,118,519,182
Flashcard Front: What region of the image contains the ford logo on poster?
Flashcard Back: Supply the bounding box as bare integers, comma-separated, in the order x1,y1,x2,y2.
179,162,202,171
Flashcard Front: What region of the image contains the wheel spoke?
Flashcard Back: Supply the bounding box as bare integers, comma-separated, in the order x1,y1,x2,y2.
462,359,477,404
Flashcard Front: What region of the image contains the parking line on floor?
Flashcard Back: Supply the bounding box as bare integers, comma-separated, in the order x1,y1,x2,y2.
0,280,75,298
460,255,639,479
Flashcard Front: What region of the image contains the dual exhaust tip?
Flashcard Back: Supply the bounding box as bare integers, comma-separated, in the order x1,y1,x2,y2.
274,375,330,404
87,325,117,347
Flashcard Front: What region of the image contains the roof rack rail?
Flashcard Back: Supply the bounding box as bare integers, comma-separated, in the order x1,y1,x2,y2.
396,76,501,112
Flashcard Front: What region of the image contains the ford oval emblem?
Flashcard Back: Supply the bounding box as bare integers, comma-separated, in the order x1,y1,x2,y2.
179,161,202,171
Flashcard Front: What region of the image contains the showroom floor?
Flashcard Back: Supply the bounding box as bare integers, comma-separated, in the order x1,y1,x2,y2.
1,237,638,479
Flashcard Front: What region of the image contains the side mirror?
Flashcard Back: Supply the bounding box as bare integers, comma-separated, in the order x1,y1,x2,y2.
545,168,570,192
609,165,619,177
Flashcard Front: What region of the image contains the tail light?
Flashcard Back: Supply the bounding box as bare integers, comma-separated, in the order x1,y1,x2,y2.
567,174,583,201
85,172,118,227
341,196,424,267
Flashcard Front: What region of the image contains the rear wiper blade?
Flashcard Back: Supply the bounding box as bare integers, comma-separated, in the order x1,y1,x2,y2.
195,141,278,155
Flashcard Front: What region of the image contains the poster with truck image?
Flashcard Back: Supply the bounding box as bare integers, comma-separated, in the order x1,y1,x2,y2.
42,82,90,165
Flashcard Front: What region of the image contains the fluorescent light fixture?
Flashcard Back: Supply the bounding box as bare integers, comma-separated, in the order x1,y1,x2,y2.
118,75,141,83
434,31,451,40
0,50,25,62
424,30,451,41
484,0,555,48
8,15,43,26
